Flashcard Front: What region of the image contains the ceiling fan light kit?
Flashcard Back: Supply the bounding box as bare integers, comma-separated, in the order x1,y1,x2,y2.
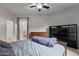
37,4,42,9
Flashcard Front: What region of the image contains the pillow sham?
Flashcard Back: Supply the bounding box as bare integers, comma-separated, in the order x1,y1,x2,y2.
32,36,58,47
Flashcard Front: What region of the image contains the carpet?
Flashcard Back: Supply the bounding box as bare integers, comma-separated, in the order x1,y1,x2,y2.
67,48,79,56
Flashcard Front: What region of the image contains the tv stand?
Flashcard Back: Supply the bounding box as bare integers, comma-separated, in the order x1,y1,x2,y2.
49,24,77,49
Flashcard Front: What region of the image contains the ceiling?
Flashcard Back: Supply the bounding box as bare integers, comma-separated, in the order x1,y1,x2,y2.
0,3,79,16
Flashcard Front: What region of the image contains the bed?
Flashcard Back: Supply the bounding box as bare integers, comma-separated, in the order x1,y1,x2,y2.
0,32,67,56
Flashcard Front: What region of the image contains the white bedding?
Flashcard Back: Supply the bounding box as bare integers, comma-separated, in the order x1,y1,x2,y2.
11,40,65,56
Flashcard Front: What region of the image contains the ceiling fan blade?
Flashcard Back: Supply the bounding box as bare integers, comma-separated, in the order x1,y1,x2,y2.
30,5,36,8
43,5,50,9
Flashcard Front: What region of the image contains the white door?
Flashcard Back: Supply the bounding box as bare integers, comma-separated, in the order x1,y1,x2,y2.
7,20,13,40
0,17,6,40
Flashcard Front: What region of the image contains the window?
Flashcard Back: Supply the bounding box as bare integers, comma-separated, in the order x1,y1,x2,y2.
17,17,29,40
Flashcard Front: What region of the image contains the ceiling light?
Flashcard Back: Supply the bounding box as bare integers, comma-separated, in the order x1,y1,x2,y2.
37,4,42,9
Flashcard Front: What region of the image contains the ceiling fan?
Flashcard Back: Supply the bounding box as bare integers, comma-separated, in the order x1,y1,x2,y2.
29,3,50,12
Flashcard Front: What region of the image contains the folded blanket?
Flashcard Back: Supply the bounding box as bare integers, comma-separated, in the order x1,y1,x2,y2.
0,40,12,48
32,36,58,47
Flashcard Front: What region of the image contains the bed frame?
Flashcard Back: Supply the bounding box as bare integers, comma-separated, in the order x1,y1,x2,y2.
31,32,48,37
31,32,67,56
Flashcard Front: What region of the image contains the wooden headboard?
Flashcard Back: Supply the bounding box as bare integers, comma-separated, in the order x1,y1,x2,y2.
31,32,48,37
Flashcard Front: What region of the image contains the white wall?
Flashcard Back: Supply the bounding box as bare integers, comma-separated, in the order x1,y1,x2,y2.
29,16,51,32
0,8,15,20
